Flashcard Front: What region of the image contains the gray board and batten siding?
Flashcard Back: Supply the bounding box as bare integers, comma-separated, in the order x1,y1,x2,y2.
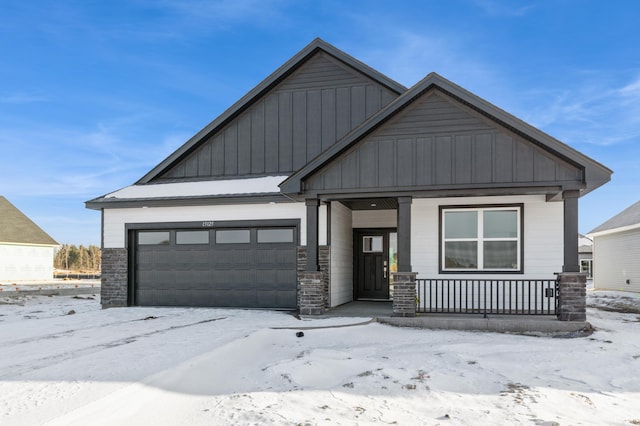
302,89,583,196
280,72,611,197
156,51,400,182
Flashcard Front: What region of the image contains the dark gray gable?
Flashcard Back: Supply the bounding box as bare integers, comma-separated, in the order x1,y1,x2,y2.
302,89,583,194
281,72,612,197
147,43,403,182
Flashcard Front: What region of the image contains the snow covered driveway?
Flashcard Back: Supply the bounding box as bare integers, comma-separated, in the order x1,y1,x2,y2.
1,292,639,425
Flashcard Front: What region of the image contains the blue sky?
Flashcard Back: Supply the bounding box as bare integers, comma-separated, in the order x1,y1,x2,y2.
1,0,639,246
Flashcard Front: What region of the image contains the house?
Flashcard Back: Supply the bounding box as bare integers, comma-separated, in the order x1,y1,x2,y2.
86,39,611,320
588,200,640,292
578,234,593,278
0,196,59,281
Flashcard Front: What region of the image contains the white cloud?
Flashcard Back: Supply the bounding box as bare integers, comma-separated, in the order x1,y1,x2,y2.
0,120,170,198
348,30,502,94
152,0,292,29
517,75,640,147
0,93,48,104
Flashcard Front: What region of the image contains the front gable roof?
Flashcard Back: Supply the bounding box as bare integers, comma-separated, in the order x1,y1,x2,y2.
0,196,58,246
138,38,406,184
280,73,612,198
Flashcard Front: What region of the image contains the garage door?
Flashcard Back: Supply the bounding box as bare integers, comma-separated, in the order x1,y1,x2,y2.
134,224,298,309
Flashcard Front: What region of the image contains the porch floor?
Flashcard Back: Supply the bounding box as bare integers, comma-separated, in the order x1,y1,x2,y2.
312,301,591,335
320,301,393,318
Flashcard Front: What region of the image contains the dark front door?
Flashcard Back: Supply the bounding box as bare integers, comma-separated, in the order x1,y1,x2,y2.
354,229,397,300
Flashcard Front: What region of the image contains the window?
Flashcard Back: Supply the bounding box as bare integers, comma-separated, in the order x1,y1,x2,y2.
580,259,592,277
176,230,209,245
257,228,294,243
363,236,383,253
138,231,170,245
442,206,521,272
215,229,250,244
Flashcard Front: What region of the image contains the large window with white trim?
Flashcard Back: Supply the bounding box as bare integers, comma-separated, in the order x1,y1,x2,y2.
441,205,522,272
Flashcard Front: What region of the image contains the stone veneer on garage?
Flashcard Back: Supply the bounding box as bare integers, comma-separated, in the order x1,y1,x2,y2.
100,248,128,308
296,246,331,309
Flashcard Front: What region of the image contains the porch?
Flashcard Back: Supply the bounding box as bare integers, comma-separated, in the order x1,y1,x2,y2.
308,300,591,335
300,272,588,322
298,195,588,322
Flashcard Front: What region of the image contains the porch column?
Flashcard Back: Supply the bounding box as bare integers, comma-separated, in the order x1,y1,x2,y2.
557,273,587,321
305,198,319,272
557,189,587,321
562,190,580,273
397,196,412,272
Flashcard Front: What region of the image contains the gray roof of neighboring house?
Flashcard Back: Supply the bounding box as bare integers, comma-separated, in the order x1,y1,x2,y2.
589,200,640,234
578,234,593,253
0,196,58,246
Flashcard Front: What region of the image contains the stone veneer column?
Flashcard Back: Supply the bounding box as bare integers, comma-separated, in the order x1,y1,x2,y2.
100,248,128,308
557,272,587,321
392,272,417,317
299,271,325,315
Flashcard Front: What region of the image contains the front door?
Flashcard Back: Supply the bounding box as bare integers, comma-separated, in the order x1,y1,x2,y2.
354,229,397,300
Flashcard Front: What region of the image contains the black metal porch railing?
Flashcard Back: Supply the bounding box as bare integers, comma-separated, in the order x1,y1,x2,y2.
416,278,558,316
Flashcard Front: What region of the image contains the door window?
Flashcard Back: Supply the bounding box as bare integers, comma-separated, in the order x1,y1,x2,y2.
363,236,383,252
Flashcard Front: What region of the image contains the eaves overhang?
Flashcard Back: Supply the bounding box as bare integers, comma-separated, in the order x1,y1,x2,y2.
85,193,294,210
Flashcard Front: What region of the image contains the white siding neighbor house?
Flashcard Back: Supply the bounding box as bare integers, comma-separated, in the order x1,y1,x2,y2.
589,201,640,293
0,196,59,281
87,39,612,320
578,234,593,278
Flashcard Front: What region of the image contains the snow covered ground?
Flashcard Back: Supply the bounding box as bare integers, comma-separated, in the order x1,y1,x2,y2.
1,291,639,425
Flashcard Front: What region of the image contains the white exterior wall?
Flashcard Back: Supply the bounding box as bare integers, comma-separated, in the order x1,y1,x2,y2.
0,244,55,281
329,202,353,307
103,202,318,248
593,228,640,292
411,195,563,279
352,210,397,228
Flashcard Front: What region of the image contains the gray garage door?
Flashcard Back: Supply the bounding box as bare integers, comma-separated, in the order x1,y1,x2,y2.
134,225,297,309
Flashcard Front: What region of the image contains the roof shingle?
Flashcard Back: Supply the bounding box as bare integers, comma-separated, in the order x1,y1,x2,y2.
589,200,640,234
0,196,58,245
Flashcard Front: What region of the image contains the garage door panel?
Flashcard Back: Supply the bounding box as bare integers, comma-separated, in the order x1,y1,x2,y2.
277,290,297,307
138,289,175,306
277,269,297,285
255,290,277,306
135,226,297,309
216,249,252,265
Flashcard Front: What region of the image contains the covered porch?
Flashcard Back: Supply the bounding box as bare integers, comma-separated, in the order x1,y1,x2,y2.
298,193,587,322
280,74,609,325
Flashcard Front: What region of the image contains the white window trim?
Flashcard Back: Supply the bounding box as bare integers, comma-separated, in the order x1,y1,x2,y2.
441,205,522,272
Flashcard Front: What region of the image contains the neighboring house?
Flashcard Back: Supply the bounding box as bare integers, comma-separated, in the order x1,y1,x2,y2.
588,200,640,293
0,196,59,281
86,39,611,320
578,233,593,278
